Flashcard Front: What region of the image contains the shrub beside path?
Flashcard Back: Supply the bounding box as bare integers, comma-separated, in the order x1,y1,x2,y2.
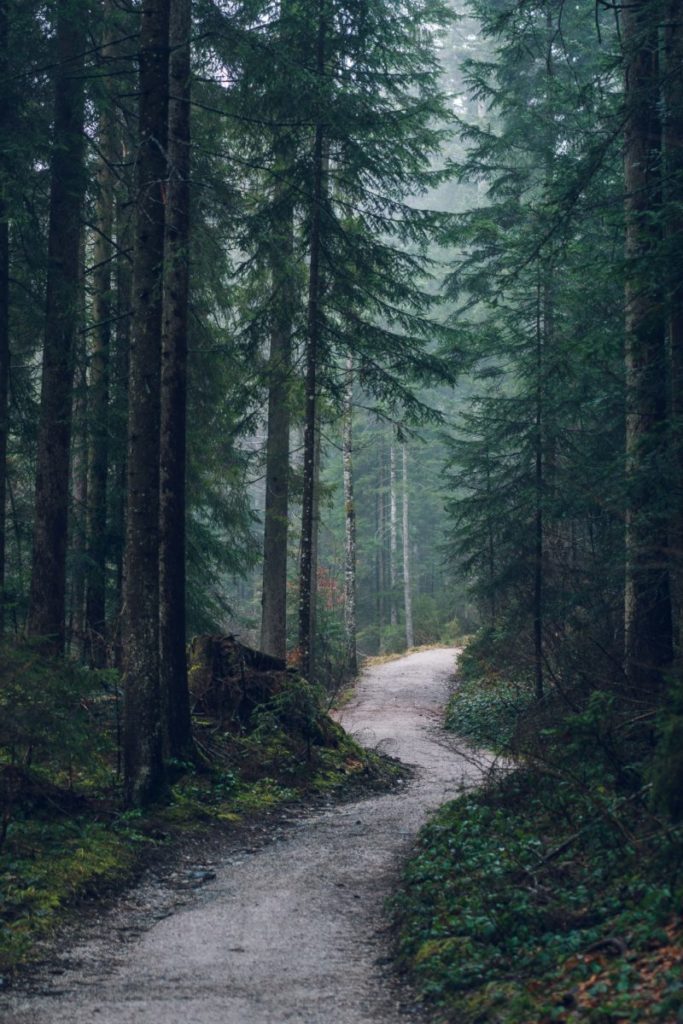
2,648,486,1024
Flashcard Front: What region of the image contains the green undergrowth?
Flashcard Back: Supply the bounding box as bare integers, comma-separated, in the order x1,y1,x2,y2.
0,647,398,977
396,637,683,1023
445,640,533,750
395,769,683,1022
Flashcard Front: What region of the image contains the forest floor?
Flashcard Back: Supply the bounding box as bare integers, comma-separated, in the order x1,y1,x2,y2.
0,647,488,1024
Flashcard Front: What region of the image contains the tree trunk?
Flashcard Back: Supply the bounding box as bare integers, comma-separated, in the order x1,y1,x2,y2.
623,0,673,694
260,223,293,660
28,0,87,651
534,272,544,701
402,444,414,649
260,6,295,663
86,8,117,667
159,0,194,763
69,229,88,658
389,444,398,627
0,1,8,638
665,1,683,654
122,0,170,806
111,189,133,669
342,356,357,676
298,1,326,681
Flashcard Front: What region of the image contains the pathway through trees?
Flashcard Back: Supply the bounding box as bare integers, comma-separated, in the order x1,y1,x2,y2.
2,648,486,1024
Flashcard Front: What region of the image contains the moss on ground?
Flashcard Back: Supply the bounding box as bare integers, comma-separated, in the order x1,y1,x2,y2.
0,663,400,978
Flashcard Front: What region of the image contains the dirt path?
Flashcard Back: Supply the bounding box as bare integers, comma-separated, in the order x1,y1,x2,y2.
2,647,486,1024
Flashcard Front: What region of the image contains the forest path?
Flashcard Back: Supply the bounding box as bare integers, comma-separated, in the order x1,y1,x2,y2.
2,647,486,1024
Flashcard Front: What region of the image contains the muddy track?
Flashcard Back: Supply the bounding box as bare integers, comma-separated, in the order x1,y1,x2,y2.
1,647,486,1024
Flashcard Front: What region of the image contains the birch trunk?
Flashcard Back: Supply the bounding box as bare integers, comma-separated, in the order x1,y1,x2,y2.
402,444,414,649
389,445,398,627
342,357,357,676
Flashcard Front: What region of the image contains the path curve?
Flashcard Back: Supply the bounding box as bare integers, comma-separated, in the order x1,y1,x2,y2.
2,647,485,1024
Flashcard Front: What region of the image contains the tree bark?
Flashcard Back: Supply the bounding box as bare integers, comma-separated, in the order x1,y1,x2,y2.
534,272,544,701
260,7,296,663
28,0,87,651
664,0,683,654
622,0,673,694
0,1,9,637
111,189,133,669
342,356,357,676
298,0,326,681
69,228,88,658
389,444,398,627
402,443,414,649
86,7,117,667
122,0,170,806
159,0,194,763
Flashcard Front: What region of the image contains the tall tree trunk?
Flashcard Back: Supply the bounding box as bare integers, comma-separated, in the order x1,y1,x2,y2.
342,355,357,676
111,190,133,669
86,8,117,667
665,1,683,654
402,444,414,649
260,3,295,663
28,0,87,651
122,0,170,806
298,1,326,681
260,213,293,660
389,444,398,627
0,1,9,638
159,0,194,762
376,440,385,651
0,0,9,634
623,0,673,694
69,229,88,658
534,272,544,701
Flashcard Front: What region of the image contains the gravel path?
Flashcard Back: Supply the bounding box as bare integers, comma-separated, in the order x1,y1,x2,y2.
2,647,486,1024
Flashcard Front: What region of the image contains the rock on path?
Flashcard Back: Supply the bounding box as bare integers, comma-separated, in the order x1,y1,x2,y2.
2,647,486,1024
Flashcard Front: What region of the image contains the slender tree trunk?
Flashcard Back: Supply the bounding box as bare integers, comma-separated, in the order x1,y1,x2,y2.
342,356,357,676
298,0,326,681
260,212,293,660
111,191,133,669
485,445,496,627
0,1,9,638
69,229,88,658
159,0,194,762
665,1,683,653
389,444,398,627
86,9,117,667
623,0,673,694
402,444,414,649
28,0,87,651
534,273,544,701
122,0,170,806
375,437,385,651
261,4,295,662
